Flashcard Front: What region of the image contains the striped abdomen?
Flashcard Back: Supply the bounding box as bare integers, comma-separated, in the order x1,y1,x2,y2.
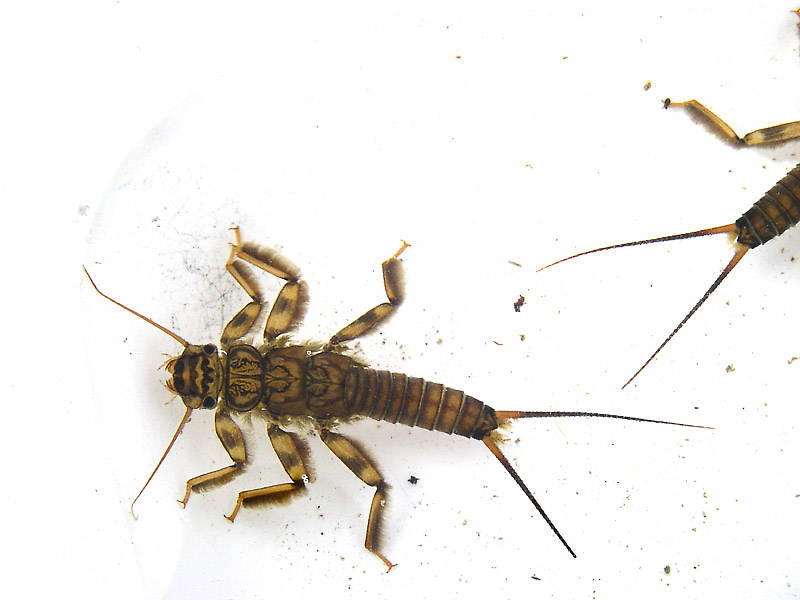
345,367,497,439
736,163,800,248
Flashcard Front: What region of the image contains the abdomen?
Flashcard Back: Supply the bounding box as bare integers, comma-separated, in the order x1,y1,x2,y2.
345,367,497,439
736,163,800,248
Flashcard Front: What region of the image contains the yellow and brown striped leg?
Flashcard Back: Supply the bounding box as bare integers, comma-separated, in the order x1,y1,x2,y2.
666,99,800,145
324,242,409,350
224,425,310,522
221,226,306,346
318,428,395,571
178,409,246,507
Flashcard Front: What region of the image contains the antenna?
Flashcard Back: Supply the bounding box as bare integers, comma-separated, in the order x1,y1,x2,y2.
83,266,189,347
130,406,193,518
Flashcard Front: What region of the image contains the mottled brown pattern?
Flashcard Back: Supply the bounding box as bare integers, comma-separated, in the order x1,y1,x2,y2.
167,344,222,409
304,352,355,416
319,429,381,487
267,425,307,482
265,282,302,340
214,411,246,463
225,345,263,411
220,302,261,346
221,345,363,418
329,303,393,346
262,346,308,415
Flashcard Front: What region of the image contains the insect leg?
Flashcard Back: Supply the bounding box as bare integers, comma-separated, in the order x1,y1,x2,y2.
318,428,395,571
665,99,800,145
324,241,409,350
224,425,309,522
178,409,246,508
221,227,307,345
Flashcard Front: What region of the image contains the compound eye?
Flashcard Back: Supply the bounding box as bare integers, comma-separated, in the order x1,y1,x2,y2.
203,344,216,355
203,396,216,409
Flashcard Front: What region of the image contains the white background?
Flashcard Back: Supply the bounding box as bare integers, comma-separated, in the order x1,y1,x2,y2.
3,1,799,598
